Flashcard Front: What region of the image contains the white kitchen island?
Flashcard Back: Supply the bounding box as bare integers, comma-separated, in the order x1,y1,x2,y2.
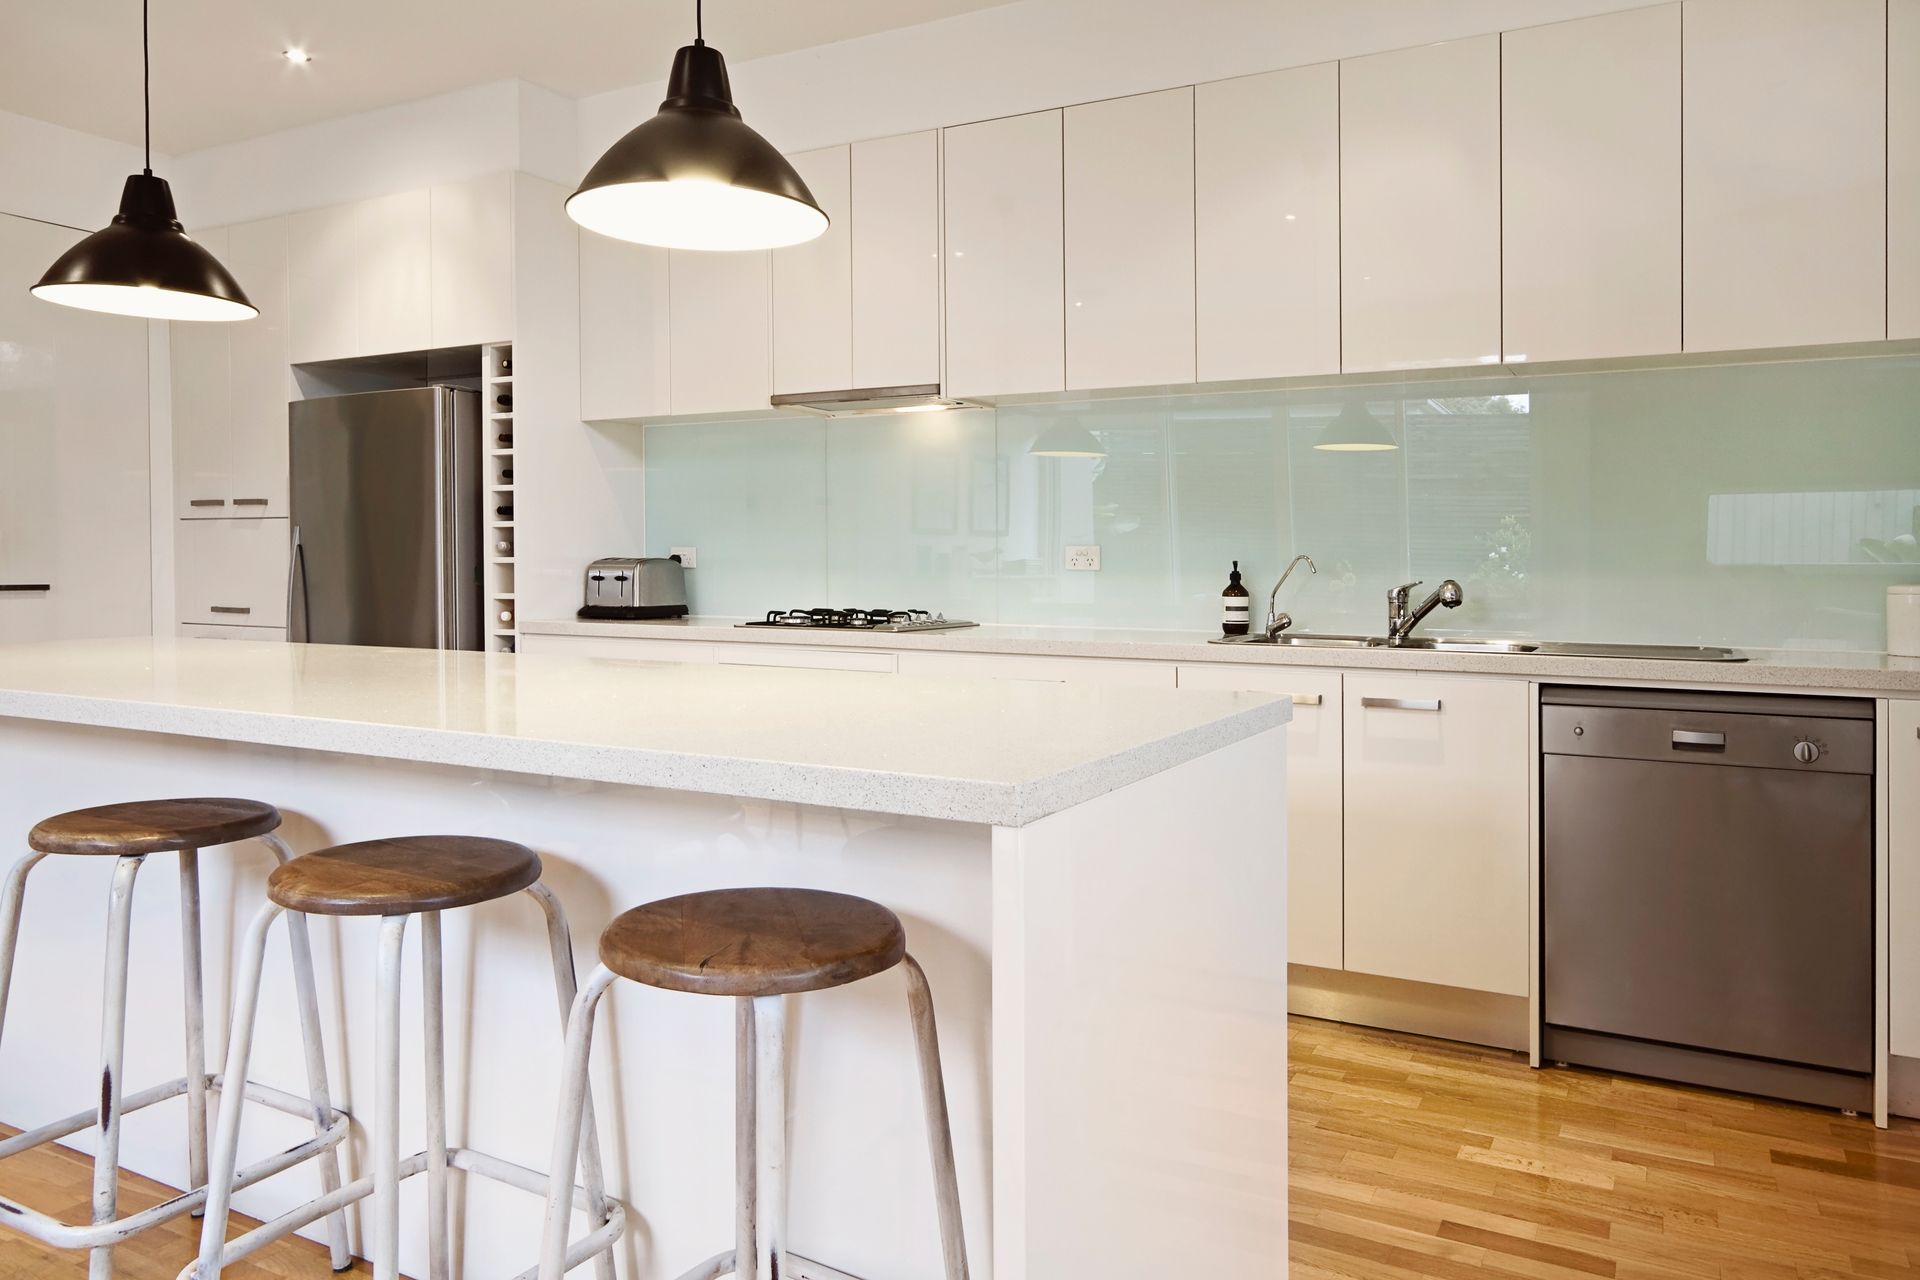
0,639,1289,1280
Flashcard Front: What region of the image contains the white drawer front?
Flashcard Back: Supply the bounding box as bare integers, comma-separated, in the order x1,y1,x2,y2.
717,645,897,674
519,634,717,664
896,650,1174,687
175,518,289,628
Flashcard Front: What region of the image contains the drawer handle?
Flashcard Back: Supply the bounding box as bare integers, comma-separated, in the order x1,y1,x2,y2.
232,497,270,507
1361,696,1442,712
0,584,50,592
1671,729,1726,751
209,606,252,615
1291,694,1323,707
189,498,226,507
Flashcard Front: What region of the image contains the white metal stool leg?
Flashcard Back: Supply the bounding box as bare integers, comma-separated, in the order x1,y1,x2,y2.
750,996,789,1280
0,851,49,1047
537,964,619,1280
91,853,146,1280
373,913,411,1280
194,901,283,1279
735,997,757,1277
257,831,352,1270
422,910,451,1280
526,882,617,1280
178,849,210,1216
902,957,969,1280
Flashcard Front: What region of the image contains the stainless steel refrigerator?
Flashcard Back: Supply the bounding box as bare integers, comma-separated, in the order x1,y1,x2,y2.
288,386,482,649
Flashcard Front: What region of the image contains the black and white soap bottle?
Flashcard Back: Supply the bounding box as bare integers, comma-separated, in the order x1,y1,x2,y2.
1222,561,1251,636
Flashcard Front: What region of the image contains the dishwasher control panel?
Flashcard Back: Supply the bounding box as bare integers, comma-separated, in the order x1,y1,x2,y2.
1541,693,1873,776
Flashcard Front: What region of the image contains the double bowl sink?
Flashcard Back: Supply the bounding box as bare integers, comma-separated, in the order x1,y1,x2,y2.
1210,633,1746,662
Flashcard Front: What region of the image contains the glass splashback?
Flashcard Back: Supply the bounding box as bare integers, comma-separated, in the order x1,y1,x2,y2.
641,354,1920,650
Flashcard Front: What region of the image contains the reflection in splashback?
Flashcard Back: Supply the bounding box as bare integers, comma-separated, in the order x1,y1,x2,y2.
640,354,1920,650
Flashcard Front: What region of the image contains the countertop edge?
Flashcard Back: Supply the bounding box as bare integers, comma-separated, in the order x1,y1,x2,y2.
521,617,1920,696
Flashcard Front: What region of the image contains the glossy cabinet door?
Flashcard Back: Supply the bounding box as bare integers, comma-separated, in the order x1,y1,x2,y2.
1064,88,1195,390
1503,6,1681,363
1341,35,1502,373
669,248,771,416
172,224,232,518
894,649,1176,686
1343,673,1529,996
430,172,514,349
1684,0,1886,351
1176,664,1343,970
0,214,151,642
1894,0,1920,341
942,110,1065,398
287,202,358,363
1892,699,1920,1057
358,189,433,357
224,216,292,517
175,518,289,628
1194,64,1340,383
772,146,854,396
578,234,670,420
851,130,941,389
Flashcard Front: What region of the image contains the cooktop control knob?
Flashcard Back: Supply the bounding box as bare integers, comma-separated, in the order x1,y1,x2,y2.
1792,739,1821,764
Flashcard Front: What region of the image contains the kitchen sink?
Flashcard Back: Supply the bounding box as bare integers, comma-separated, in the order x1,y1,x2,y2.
1208,633,1746,661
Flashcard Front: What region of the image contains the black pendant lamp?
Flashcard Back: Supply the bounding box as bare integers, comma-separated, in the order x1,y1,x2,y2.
567,0,828,252
32,0,255,322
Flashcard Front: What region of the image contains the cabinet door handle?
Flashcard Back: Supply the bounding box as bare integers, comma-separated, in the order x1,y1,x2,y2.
1361,696,1442,712
189,498,226,507
0,584,50,592
231,497,270,507
209,605,252,616
1290,694,1323,707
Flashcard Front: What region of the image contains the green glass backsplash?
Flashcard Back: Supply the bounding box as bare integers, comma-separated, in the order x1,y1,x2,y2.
642,354,1920,649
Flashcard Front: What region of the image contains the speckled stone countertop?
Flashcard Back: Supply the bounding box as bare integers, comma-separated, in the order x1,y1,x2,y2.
523,616,1920,697
0,638,1291,827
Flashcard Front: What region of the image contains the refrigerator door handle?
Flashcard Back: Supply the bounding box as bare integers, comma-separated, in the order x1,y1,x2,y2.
287,525,310,643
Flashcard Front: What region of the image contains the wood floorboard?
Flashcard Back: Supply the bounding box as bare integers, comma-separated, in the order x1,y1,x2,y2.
0,1014,1915,1275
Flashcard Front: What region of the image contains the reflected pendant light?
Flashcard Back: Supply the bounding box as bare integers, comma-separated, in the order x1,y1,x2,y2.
566,0,828,251
1029,418,1107,458
32,0,255,321
1313,400,1399,452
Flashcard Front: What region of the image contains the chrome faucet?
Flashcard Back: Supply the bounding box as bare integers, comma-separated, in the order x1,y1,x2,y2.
1386,579,1464,644
1265,555,1316,640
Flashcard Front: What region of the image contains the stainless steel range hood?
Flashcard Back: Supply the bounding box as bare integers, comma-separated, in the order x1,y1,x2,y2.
768,383,976,417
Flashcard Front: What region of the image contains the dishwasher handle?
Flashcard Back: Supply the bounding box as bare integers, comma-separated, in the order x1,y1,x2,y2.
1671,729,1727,751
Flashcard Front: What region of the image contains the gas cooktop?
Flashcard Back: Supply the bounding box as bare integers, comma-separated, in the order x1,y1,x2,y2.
738,608,978,633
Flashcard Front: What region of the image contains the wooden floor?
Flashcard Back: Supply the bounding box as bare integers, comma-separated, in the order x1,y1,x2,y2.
4,1016,1919,1276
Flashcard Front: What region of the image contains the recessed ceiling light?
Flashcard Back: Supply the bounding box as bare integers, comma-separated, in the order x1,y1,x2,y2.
283,47,312,65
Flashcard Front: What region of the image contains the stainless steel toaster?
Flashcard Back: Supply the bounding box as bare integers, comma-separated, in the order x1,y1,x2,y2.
578,556,689,620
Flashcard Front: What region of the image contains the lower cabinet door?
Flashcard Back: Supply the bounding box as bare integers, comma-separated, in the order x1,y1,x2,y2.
518,634,717,664
175,518,290,628
1176,664,1343,970
1343,672,1529,996
1891,700,1920,1058
178,623,286,641
716,645,896,674
895,650,1175,687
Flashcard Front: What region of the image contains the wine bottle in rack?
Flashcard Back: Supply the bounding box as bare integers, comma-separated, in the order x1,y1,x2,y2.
497,607,515,626
497,432,513,447
499,354,512,375
494,393,513,411
496,504,514,519
500,467,514,483
494,538,514,555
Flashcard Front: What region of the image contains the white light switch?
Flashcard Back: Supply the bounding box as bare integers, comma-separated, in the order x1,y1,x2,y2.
1065,545,1101,571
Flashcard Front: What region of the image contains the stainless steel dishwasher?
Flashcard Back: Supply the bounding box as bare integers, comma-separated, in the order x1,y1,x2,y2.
1541,686,1875,1111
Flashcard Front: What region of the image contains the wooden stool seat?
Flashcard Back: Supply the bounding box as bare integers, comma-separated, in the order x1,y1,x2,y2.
268,836,541,916
597,887,907,997
28,797,280,857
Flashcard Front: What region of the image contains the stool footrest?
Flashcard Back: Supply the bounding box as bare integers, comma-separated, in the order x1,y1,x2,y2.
668,1250,870,1280
182,1145,624,1280
0,1074,345,1253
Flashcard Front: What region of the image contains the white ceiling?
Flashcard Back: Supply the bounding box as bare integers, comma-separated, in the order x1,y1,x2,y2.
0,0,1015,154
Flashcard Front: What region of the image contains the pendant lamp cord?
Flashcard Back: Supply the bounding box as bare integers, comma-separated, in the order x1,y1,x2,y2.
141,0,152,174
694,0,704,46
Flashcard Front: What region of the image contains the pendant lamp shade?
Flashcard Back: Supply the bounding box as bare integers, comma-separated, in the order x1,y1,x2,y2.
31,0,253,322
1313,400,1399,452
567,41,828,251
1029,418,1107,458
33,174,256,322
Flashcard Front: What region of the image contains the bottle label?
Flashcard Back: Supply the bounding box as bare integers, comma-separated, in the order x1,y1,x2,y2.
1224,599,1249,623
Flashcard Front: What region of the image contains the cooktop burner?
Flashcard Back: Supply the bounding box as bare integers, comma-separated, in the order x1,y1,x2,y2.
737,608,979,633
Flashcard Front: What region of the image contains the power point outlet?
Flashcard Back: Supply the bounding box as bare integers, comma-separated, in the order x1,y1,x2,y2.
669,546,697,569
1065,544,1101,571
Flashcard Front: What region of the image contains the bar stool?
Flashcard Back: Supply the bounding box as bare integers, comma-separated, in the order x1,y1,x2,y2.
0,798,350,1280
538,887,969,1280
189,835,624,1280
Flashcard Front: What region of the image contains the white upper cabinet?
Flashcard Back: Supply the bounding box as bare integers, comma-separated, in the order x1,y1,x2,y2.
772,146,854,395
1064,88,1196,390
579,235,671,420
1503,6,1682,364
287,203,358,364
1341,36,1502,373
1893,0,1920,341
355,189,432,358
430,172,514,349
943,109,1065,398
1684,0,1886,352
669,248,772,416
851,130,941,389
172,225,232,518
1194,64,1340,383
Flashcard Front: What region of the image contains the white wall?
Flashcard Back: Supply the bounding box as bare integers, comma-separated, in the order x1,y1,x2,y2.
579,0,1658,159
0,107,154,230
